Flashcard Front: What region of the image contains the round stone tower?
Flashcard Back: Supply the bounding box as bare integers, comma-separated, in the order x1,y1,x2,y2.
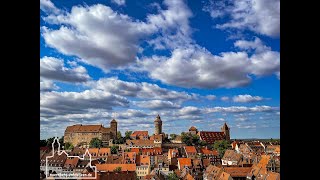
110,119,117,138
154,114,162,135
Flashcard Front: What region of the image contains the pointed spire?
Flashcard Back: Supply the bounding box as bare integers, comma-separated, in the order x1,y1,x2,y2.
154,114,162,122
222,122,229,130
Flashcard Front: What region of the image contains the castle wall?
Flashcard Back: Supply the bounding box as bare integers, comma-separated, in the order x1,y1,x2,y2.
64,121,117,147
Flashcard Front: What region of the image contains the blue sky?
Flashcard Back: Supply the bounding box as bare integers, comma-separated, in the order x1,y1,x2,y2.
40,0,280,139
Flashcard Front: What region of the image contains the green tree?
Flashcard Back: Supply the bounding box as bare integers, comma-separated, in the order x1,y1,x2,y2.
40,139,47,147
117,131,122,140
59,136,64,144
125,131,132,140
191,134,200,145
46,137,55,147
113,166,122,172
89,138,103,148
167,172,179,180
170,134,177,140
199,140,207,146
111,145,118,154
114,131,125,144
213,140,231,158
64,142,74,150
181,132,201,146
181,132,192,146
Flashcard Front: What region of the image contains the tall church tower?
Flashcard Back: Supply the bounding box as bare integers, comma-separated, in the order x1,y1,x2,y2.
154,114,162,135
110,119,117,138
221,122,230,141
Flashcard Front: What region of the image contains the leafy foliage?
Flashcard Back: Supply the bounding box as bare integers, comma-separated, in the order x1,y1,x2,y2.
167,172,179,180
181,132,200,146
89,138,103,148
125,131,132,140
64,142,74,150
113,166,122,172
170,134,177,140
40,139,47,147
111,145,118,154
213,140,231,158
114,131,125,144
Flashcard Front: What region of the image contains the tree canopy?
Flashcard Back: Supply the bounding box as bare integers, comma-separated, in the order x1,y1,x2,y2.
167,172,179,180
64,142,74,150
125,131,132,140
89,138,103,148
111,145,118,154
170,134,177,140
181,132,200,146
213,140,231,158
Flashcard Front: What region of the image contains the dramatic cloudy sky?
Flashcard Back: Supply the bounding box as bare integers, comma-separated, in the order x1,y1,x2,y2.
40,0,280,139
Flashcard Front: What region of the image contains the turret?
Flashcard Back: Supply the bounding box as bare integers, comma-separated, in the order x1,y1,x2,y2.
110,119,117,138
221,122,230,141
154,114,162,135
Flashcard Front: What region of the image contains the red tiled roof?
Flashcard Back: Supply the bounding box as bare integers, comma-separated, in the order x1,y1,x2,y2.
96,164,136,172
150,134,163,141
136,155,150,166
222,150,242,162
202,159,211,167
168,149,179,159
65,124,105,133
126,140,155,146
266,171,280,180
130,148,140,153
178,158,192,169
64,157,79,168
88,148,99,156
223,167,252,177
98,148,111,156
184,146,197,153
123,152,136,163
199,131,226,144
186,173,194,180
200,148,218,156
141,147,162,155
131,131,148,137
